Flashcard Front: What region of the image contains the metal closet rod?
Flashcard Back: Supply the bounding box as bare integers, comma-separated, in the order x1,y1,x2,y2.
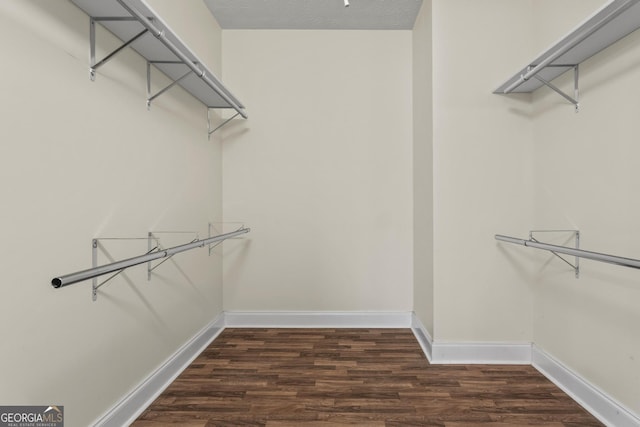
115,0,248,119
495,234,640,270
503,0,640,94
51,227,250,289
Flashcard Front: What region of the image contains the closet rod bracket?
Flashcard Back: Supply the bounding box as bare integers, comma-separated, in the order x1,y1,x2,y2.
92,239,98,301
208,222,247,254
91,236,158,301
147,231,198,279
529,230,580,279
529,230,580,278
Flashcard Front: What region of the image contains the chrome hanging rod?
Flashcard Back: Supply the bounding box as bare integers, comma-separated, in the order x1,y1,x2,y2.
503,0,640,94
115,0,248,119
52,227,250,289
495,234,640,270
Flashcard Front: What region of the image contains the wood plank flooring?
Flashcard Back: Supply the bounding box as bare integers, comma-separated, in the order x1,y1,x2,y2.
133,329,603,426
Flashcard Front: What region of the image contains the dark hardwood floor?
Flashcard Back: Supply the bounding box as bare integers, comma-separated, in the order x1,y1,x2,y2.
133,328,603,426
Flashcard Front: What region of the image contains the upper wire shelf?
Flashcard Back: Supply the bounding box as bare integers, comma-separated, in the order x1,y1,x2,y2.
493,0,640,110
71,0,247,134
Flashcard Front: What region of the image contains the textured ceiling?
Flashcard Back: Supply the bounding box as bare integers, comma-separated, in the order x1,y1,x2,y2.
203,0,423,30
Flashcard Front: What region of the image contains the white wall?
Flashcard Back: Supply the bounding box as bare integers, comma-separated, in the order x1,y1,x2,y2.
5,0,638,422
431,0,535,342
413,1,434,336
530,0,640,416
221,30,413,312
422,0,639,417
0,1,225,425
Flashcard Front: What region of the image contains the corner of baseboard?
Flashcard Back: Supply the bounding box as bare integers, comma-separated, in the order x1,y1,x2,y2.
91,311,640,427
410,312,433,362
430,341,532,365
532,345,640,427
410,313,531,365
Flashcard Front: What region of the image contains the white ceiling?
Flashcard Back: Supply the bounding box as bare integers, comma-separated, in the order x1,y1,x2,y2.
203,0,424,30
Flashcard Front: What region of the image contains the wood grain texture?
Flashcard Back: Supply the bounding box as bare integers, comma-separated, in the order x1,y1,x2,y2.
133,329,603,426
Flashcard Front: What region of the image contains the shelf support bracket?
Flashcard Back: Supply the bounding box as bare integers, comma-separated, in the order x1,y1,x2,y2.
529,230,580,278
533,65,580,112
146,61,195,109
89,17,148,81
208,110,240,139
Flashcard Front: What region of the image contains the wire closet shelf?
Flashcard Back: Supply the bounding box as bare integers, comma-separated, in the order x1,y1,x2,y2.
71,0,247,136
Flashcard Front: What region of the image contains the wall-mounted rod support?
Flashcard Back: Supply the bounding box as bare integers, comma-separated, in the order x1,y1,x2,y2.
529,230,580,278
503,0,639,93
495,234,640,270
115,0,248,119
52,227,250,289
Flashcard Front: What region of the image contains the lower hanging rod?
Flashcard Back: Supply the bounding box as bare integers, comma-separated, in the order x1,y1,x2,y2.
52,227,250,289
495,234,640,270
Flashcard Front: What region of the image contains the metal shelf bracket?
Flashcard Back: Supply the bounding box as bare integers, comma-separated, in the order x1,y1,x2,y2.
89,17,149,81
146,61,196,109
208,109,240,139
208,222,248,255
529,229,580,278
531,65,580,112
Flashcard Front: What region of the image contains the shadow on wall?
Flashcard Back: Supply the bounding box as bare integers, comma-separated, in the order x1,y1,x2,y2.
536,267,639,338
221,238,253,301
495,242,535,284
218,120,250,143
26,304,168,426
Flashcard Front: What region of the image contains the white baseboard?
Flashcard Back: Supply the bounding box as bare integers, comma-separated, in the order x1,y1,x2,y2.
533,345,640,427
409,329,639,424
91,311,640,427
409,314,531,365
431,341,533,364
223,311,413,328
91,311,410,426
410,313,433,362
92,314,225,427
